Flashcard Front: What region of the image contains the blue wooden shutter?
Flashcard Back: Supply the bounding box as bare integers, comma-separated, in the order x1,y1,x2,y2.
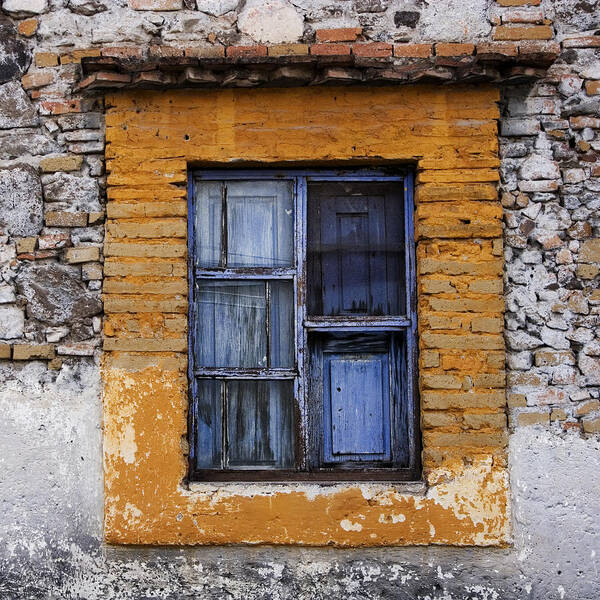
323,351,391,462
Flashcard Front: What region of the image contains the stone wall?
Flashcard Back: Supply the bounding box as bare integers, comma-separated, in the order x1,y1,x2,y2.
0,0,599,598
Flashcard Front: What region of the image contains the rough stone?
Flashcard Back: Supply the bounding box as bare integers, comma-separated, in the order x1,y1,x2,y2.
0,15,32,84
42,173,101,212
238,0,304,44
67,0,107,15
418,0,491,42
519,154,560,180
0,81,38,129
2,0,48,16
0,130,58,160
196,0,238,16
0,165,43,237
0,305,24,339
579,239,600,263
16,263,102,325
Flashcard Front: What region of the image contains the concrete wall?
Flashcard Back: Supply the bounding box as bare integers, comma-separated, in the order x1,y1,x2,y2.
0,0,599,597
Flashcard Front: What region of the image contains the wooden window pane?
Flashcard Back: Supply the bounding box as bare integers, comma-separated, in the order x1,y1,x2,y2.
194,379,222,469
226,181,294,267
226,380,294,468
195,181,222,268
195,280,294,368
307,182,405,316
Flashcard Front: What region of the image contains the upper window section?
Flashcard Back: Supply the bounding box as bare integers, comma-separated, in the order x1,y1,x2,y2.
194,180,294,269
307,181,406,317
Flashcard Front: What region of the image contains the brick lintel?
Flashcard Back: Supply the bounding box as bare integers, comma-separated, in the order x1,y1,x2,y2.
77,42,558,91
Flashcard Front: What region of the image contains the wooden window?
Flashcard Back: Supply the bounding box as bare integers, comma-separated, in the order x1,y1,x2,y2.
188,170,419,481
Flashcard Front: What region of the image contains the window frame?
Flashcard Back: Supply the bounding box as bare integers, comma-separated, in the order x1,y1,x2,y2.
187,168,420,482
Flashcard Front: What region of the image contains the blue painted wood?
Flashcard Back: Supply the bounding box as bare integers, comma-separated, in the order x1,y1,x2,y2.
194,379,222,468
323,350,391,462
188,169,419,479
226,380,294,468
226,181,294,267
308,182,404,317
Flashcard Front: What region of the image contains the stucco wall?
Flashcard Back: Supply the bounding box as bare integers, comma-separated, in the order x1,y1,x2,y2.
0,0,599,597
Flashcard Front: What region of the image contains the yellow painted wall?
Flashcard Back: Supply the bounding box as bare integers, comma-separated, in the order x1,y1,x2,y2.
103,84,509,546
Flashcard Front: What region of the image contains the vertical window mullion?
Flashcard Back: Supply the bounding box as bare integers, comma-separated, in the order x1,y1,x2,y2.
221,379,227,470
295,175,308,471
220,182,227,269
265,280,271,369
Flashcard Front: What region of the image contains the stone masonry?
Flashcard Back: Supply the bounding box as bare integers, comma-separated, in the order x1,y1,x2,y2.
0,0,599,598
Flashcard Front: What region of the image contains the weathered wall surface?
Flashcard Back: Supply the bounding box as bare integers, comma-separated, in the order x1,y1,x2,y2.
0,0,599,597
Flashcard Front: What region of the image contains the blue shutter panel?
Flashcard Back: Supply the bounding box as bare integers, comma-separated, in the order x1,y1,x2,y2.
323,352,392,463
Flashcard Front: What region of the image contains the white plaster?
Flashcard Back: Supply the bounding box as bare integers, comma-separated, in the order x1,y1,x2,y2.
340,519,363,532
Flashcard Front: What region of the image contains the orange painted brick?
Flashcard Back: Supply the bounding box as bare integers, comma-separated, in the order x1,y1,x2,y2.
585,81,600,95
352,42,392,58
315,27,362,42
60,49,101,64
393,43,432,58
435,43,475,56
268,44,309,56
13,344,55,361
310,43,351,56
515,411,549,427
226,45,267,58
493,25,553,40
185,46,225,58
34,52,58,67
18,18,38,37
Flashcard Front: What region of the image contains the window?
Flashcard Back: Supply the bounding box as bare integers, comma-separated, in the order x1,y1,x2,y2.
188,170,419,481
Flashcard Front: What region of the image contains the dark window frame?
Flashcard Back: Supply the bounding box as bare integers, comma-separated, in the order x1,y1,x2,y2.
187,169,420,482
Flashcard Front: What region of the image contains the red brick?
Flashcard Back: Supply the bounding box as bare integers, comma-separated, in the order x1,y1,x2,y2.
267,44,309,56
476,42,519,58
102,46,145,59
21,71,54,90
133,71,178,85
570,116,600,129
562,36,600,48
393,43,432,58
310,43,351,56
226,45,267,58
435,43,475,56
518,40,560,55
501,8,544,23
315,27,362,42
78,71,132,89
40,100,81,115
149,45,184,59
352,42,392,58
